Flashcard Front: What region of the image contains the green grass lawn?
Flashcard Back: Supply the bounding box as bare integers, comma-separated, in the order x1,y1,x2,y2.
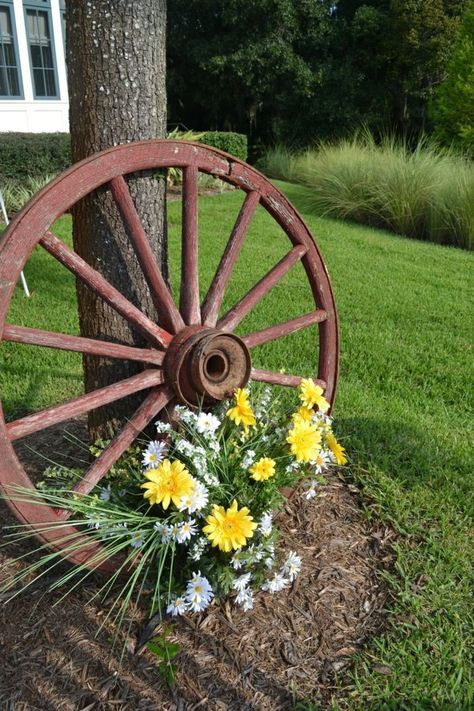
1,182,473,709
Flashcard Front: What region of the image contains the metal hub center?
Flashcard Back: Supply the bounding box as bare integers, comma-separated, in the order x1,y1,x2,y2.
164,326,251,406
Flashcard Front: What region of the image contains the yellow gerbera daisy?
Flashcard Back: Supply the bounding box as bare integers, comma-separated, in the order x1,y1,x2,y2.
287,421,322,462
299,378,330,413
326,433,348,466
203,500,257,552
291,405,313,425
226,388,256,431
249,456,276,481
141,459,195,510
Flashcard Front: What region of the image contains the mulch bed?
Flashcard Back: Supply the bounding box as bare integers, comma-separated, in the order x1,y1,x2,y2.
0,426,394,710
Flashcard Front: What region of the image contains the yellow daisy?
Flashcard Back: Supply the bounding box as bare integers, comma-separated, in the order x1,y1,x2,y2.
299,378,330,413
287,421,322,462
291,406,313,425
226,388,256,431
203,500,257,552
326,433,348,466
249,457,276,481
141,459,195,510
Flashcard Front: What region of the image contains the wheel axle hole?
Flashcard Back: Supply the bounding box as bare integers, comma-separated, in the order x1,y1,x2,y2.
204,353,228,382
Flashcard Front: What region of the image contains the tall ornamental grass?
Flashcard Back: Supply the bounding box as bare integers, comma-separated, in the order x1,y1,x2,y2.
260,135,474,249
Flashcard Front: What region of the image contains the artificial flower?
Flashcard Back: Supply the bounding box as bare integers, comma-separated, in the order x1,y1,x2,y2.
142,440,166,469
226,388,256,431
299,378,330,413
261,572,289,593
291,406,313,424
258,511,273,537
195,412,220,435
179,480,209,514
176,518,198,544
282,551,302,581
185,571,214,612
326,433,348,465
249,457,276,482
166,596,187,617
141,459,195,509
287,421,322,462
203,500,257,552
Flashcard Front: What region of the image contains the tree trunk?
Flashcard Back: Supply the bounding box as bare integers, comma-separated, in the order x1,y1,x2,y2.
66,1,167,439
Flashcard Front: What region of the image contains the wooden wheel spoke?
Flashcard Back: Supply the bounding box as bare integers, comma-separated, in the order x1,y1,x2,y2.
40,231,172,349
201,190,260,326
7,369,164,442
57,386,173,513
251,368,326,389
217,244,307,333
110,176,184,334
180,165,200,325
3,324,164,365
242,310,327,349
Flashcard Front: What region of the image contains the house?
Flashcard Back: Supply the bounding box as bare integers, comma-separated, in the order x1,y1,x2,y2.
0,0,68,132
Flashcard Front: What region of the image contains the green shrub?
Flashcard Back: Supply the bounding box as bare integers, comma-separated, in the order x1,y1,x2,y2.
260,134,474,250
199,131,248,162
0,133,70,182
0,130,248,186
0,175,57,217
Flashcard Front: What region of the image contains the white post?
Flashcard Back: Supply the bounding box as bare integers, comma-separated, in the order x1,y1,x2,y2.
0,191,31,298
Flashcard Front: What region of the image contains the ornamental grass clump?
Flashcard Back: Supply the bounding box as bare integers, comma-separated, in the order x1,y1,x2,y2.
0,382,346,653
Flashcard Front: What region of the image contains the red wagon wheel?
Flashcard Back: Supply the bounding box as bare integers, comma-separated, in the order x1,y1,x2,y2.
0,140,338,571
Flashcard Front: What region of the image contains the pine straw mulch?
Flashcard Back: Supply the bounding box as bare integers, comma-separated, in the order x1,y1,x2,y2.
0,428,395,711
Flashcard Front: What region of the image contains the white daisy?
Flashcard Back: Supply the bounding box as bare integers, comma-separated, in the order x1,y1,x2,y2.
130,531,145,548
176,518,198,544
230,549,245,570
166,595,187,617
261,572,289,593
258,511,273,538
305,480,319,499
185,571,214,613
235,588,254,611
312,449,330,474
154,521,172,543
232,572,251,592
195,412,220,435
142,440,166,469
282,551,302,581
179,480,209,514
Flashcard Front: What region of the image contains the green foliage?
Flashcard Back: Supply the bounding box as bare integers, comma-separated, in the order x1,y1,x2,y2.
147,628,180,686
200,131,248,162
0,132,70,183
431,1,474,154
0,174,57,217
260,135,474,249
168,1,468,148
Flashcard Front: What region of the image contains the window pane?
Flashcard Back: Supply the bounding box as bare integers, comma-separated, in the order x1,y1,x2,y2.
25,8,57,97
33,66,45,96
0,6,21,97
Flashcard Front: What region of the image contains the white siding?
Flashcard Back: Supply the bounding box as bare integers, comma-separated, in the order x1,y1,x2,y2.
0,0,69,132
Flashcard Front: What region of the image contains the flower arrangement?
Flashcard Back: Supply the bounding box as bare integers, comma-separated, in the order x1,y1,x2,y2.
1,381,346,654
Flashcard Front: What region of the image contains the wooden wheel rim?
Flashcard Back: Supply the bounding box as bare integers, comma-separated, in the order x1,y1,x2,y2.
0,140,339,571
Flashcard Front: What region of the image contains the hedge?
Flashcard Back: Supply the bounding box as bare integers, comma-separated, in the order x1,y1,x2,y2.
0,131,248,183
199,131,248,162
0,133,71,182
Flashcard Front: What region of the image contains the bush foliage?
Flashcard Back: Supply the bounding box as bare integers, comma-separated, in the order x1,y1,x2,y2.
0,133,71,182
0,131,247,185
199,131,248,162
260,134,474,250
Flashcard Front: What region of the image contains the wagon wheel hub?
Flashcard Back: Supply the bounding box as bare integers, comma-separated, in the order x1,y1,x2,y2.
164,326,251,406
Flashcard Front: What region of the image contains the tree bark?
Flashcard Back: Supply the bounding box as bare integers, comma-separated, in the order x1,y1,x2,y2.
66,1,167,439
